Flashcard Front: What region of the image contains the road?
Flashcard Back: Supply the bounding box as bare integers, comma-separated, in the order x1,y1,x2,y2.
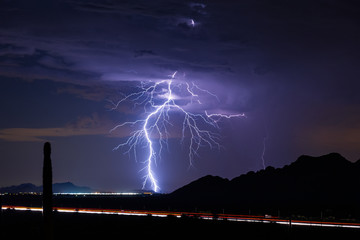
3,205,360,229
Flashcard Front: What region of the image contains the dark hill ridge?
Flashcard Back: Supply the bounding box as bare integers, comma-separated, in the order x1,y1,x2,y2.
52,182,92,193
0,183,40,193
170,153,360,213
0,182,92,193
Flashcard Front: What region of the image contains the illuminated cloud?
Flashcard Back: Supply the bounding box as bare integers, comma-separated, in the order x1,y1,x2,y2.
0,114,128,142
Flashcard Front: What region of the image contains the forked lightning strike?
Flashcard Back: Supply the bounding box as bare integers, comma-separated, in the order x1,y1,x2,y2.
110,72,244,192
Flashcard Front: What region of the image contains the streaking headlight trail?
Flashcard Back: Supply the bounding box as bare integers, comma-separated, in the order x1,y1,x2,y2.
110,72,245,192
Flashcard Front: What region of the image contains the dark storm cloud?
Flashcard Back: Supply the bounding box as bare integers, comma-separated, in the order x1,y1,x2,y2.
134,50,157,58
1,0,360,191
1,0,359,136
0,48,70,70
0,0,220,84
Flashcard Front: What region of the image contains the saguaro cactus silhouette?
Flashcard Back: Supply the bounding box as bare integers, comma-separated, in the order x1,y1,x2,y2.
0,192,2,222
43,142,53,240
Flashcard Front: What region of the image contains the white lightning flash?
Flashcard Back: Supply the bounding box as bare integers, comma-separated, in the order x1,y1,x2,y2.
261,136,267,170
110,72,244,192
205,111,246,123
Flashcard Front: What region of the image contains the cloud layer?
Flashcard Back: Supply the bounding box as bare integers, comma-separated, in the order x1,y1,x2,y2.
1,0,360,191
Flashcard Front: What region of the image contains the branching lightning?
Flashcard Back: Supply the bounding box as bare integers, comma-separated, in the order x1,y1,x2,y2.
110,72,244,192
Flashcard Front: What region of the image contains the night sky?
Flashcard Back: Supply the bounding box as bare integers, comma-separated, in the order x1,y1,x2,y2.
1,0,360,192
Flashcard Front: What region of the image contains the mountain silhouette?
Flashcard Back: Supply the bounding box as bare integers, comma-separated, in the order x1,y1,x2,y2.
0,183,41,193
169,153,360,215
0,182,92,193
52,182,92,193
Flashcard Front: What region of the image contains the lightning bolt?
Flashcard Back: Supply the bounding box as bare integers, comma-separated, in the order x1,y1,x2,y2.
261,136,267,170
110,72,244,192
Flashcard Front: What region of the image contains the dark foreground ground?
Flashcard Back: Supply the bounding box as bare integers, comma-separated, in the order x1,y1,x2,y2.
0,210,359,240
